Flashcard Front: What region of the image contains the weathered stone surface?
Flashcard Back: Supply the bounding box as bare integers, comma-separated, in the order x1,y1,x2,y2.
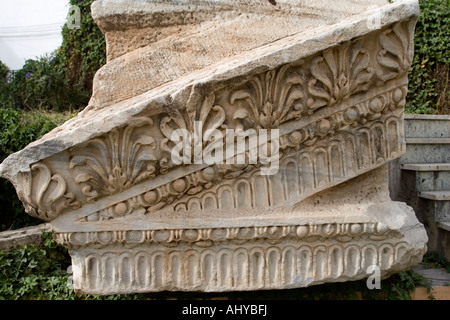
0,0,427,295
0,224,51,251
88,0,394,109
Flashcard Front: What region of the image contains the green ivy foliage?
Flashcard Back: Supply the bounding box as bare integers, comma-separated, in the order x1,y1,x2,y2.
0,232,146,300
406,0,449,114
0,0,104,230
0,232,74,300
1,55,88,112
57,0,106,95
0,61,8,83
0,0,105,112
423,251,450,272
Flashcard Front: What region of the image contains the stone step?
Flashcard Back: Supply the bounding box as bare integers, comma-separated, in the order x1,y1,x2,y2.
412,263,450,287
419,191,450,201
401,163,450,171
411,262,450,301
402,144,450,164
401,163,450,192
437,222,450,232
418,191,450,223
0,224,51,251
404,114,450,139
405,138,450,144
402,115,450,163
401,135,450,164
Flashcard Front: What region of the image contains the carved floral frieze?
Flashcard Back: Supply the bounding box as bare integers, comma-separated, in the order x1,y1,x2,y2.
17,19,414,221
69,118,157,203
79,84,406,221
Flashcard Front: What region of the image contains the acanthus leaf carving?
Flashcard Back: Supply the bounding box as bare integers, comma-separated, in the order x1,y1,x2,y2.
376,19,415,84
230,62,306,129
160,92,226,165
307,39,374,110
69,117,157,202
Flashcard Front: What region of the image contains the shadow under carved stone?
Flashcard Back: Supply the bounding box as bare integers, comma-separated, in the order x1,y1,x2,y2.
0,0,427,295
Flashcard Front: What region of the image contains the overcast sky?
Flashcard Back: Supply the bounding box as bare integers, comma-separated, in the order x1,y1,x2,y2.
0,0,70,70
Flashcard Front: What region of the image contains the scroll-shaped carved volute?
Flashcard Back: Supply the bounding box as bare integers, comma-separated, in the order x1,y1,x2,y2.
307,39,373,110
230,63,305,130
19,163,80,221
376,19,415,84
69,118,157,203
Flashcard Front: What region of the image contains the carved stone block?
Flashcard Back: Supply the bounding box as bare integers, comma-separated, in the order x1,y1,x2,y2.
0,0,427,295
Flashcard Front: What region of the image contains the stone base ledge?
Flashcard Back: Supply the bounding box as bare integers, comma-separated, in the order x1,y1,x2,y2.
68,230,424,295
63,199,427,295
0,224,51,251
58,180,428,294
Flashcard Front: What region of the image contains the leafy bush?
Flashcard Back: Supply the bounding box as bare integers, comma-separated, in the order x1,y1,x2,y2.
0,108,74,231
0,61,11,106
0,232,74,300
423,251,450,272
0,0,105,113
0,232,146,300
3,55,88,112
0,61,8,83
57,0,106,97
0,0,104,229
406,0,449,114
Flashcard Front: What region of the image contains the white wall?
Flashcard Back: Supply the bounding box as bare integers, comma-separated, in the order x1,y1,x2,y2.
0,0,69,70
